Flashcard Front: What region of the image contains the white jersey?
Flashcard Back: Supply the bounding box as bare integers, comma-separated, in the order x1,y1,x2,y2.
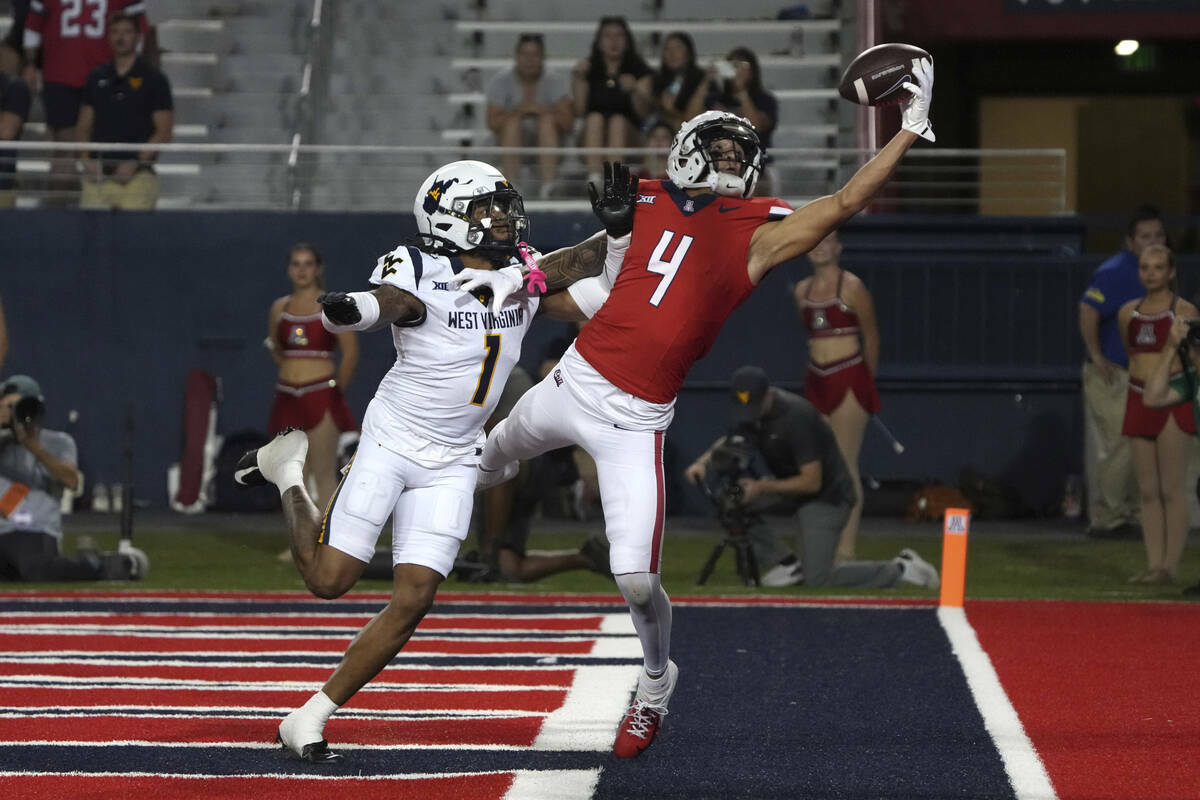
362,244,540,468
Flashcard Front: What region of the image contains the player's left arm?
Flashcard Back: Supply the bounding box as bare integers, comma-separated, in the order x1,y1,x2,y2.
846,273,880,373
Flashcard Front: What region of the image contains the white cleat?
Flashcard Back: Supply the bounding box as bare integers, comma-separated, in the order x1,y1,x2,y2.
476,460,519,490
760,560,803,587
235,428,309,488
895,547,940,589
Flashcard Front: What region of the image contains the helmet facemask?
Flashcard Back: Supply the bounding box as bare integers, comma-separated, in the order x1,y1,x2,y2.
456,189,529,262
668,112,764,198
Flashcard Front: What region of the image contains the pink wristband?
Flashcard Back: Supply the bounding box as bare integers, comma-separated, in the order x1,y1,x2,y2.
516,241,547,295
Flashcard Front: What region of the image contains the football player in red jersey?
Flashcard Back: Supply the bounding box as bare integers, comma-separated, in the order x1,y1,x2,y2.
475,59,935,759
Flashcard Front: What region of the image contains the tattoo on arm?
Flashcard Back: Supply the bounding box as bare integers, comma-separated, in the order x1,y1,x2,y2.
371,284,426,330
537,232,608,291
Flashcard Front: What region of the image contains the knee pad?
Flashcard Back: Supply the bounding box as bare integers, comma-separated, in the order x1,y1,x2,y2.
615,571,656,610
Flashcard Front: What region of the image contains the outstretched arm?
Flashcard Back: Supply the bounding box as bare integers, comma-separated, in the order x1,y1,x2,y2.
320,284,426,333
747,129,917,282
746,58,934,283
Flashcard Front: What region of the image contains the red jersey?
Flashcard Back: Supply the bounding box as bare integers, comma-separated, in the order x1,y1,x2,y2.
575,179,792,404
25,0,148,88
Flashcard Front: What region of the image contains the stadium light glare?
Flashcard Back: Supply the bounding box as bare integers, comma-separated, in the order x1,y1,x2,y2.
1115,40,1140,56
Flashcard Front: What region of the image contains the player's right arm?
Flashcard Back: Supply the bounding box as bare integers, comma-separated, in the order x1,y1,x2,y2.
320,247,427,333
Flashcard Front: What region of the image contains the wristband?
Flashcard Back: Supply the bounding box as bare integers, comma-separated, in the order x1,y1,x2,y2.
322,291,380,332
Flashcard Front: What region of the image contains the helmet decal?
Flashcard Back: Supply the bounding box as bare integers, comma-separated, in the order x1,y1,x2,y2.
423,176,461,214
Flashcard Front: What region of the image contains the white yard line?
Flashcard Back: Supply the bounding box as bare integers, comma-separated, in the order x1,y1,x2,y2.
532,665,641,752
937,607,1058,800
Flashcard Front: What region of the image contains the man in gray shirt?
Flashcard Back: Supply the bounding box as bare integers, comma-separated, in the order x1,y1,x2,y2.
0,374,146,581
686,366,939,589
485,33,575,198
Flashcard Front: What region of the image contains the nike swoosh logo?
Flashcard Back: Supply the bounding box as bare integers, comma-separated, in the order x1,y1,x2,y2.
718,205,741,213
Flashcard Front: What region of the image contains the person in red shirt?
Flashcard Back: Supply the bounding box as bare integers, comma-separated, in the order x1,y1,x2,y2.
23,0,147,195
472,60,936,759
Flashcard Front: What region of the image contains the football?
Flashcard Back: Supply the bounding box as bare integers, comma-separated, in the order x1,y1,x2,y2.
837,43,931,106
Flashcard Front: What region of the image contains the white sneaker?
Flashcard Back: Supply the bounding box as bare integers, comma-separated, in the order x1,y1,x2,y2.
476,460,518,490
760,560,803,587
277,708,343,764
235,428,308,488
117,540,150,580
895,548,940,589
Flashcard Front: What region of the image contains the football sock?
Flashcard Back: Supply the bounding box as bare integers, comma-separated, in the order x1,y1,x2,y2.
615,572,673,677
292,690,339,739
275,463,306,497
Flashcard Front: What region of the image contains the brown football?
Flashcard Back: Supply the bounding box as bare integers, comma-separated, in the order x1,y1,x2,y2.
837,43,931,106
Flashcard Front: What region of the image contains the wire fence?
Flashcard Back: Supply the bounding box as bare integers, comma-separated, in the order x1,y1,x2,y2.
0,141,1067,215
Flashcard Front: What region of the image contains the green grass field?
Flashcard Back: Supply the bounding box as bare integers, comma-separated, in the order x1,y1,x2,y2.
12,515,1198,602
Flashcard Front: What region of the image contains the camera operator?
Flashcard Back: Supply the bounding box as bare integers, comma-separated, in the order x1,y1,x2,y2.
686,366,939,589
0,375,146,581
1141,316,1200,595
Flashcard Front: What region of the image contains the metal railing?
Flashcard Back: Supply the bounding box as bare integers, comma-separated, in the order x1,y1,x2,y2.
0,142,1067,214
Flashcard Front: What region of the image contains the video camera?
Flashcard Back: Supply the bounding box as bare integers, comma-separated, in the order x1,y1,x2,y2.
699,433,761,531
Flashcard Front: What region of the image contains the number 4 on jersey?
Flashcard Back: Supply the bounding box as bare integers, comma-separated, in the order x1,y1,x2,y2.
647,230,694,307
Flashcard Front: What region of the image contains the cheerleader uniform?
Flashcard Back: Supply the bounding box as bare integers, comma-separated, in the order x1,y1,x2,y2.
1122,296,1195,437
268,310,358,434
800,273,881,415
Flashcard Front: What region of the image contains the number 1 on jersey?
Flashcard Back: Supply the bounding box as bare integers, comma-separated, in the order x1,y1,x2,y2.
471,334,502,406
647,230,694,307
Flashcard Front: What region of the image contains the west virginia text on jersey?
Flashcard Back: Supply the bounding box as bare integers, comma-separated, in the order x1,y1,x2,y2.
575,179,792,404
363,245,539,467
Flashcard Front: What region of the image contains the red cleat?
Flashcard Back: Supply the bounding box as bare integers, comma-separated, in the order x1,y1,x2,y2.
613,699,668,758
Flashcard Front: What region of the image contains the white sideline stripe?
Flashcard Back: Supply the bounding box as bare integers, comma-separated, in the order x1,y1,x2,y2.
0,769,563,781
587,638,647,659
0,678,572,691
533,665,640,751
505,769,600,800
598,616,636,635
0,705,544,719
937,607,1058,800
0,740,538,751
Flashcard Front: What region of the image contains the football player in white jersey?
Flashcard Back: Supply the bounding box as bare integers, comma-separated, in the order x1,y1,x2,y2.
234,160,621,763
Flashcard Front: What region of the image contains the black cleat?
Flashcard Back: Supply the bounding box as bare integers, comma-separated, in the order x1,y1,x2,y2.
235,427,303,488
277,728,344,764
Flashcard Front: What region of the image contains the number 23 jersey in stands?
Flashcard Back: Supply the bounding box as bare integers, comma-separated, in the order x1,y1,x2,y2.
575,179,792,404
365,245,540,468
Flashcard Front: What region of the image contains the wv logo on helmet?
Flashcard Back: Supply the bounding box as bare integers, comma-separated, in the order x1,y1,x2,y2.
424,177,461,213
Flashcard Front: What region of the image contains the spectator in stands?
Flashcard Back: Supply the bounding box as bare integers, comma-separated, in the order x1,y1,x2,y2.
75,11,172,211
0,68,31,208
1118,244,1196,585
1079,205,1166,539
572,16,653,187
791,230,880,561
265,243,359,514
685,366,939,590
636,119,673,180
486,33,575,199
649,32,706,132
0,0,30,76
698,46,778,195
23,1,148,202
0,374,148,581
1144,313,1200,595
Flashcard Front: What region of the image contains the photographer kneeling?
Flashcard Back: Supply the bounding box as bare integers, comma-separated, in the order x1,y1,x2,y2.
1141,317,1200,596
686,366,939,589
0,375,146,581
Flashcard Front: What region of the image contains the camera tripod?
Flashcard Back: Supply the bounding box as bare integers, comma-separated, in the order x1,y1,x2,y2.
695,483,762,587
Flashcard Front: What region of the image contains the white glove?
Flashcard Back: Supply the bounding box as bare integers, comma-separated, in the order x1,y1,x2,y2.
900,57,935,143
446,266,524,315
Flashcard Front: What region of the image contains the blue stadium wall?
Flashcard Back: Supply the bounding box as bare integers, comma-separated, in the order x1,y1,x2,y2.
3,210,1104,515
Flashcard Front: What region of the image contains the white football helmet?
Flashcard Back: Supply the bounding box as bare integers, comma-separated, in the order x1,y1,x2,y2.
413,160,528,256
666,110,764,198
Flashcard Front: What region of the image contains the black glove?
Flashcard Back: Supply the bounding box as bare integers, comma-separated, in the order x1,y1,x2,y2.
588,161,639,238
317,291,361,325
